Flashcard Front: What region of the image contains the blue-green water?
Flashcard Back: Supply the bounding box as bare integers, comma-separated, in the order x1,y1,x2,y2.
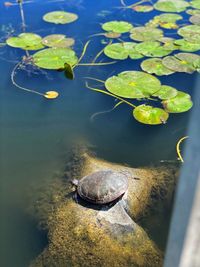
0,0,197,266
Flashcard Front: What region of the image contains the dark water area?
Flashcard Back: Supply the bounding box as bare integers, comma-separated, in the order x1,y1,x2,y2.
0,0,198,266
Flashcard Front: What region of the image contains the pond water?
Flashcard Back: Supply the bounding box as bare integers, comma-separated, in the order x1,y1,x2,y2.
0,0,198,266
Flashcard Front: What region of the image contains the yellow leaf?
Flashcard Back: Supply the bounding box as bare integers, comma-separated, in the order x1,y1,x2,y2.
44,91,59,99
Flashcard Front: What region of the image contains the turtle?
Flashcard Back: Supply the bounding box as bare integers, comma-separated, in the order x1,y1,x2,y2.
71,170,128,205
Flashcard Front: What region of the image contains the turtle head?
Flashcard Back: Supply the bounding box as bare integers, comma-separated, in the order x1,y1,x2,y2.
70,179,79,186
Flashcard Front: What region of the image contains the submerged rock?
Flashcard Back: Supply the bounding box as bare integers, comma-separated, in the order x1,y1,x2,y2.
29,148,177,267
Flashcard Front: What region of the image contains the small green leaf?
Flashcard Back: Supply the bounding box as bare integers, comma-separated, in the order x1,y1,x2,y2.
102,21,133,33
6,33,44,50
42,34,75,48
43,11,78,24
133,105,169,125
130,27,163,42
153,85,178,100
162,92,193,113
141,58,174,76
135,41,173,57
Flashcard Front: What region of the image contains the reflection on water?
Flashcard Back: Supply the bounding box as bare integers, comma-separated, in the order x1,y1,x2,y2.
0,0,196,266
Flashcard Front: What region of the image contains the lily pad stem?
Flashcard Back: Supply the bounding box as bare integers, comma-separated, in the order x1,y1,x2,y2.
86,82,136,108
176,136,189,163
18,0,26,32
11,62,45,97
92,40,112,63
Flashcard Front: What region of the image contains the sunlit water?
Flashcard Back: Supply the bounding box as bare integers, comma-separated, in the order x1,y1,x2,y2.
0,0,197,266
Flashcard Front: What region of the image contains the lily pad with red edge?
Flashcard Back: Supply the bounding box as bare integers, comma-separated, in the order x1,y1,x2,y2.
141,58,174,76
162,92,193,113
133,105,169,125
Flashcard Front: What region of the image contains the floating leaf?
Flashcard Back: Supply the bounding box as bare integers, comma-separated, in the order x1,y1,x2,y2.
133,105,169,125
189,14,200,25
130,27,163,41
102,21,133,33
159,37,175,43
178,25,200,43
33,48,78,69
105,71,161,99
159,22,178,29
104,32,121,38
43,11,78,24
141,58,174,76
154,13,183,23
174,39,200,52
64,62,74,80
132,5,154,12
191,0,200,9
162,92,193,113
175,53,200,70
152,85,178,100
162,55,196,73
135,41,173,57
154,0,189,13
44,91,59,99
6,33,44,50
104,42,143,60
186,9,200,15
42,34,75,48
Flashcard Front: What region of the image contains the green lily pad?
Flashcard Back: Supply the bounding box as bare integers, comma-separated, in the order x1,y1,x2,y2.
189,14,200,25
186,9,200,15
191,0,200,9
135,41,173,57
105,71,161,99
174,39,200,52
102,21,133,33
104,42,143,60
132,5,154,12
178,25,200,43
104,32,121,38
42,34,75,48
175,52,200,70
152,85,178,100
6,33,44,50
162,92,193,113
154,0,189,13
43,11,78,24
141,58,174,76
33,48,78,69
154,13,183,23
133,105,169,125
130,27,163,41
162,55,196,73
159,37,175,43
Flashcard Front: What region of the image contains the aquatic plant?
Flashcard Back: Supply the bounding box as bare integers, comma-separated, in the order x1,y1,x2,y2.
42,34,75,48
154,0,189,13
43,11,78,24
141,58,175,75
6,33,44,50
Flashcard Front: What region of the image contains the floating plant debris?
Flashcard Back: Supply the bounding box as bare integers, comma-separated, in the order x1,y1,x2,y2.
133,105,169,125
104,42,143,60
44,91,59,99
43,11,78,24
152,85,178,100
135,41,173,57
130,27,164,42
32,47,78,69
6,33,44,50
178,25,200,43
154,0,189,13
141,58,174,75
101,21,133,33
42,34,75,48
105,71,161,99
162,92,193,113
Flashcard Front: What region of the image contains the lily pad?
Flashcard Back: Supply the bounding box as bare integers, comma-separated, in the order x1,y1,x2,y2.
191,0,200,9
102,21,133,33
162,55,196,73
104,32,121,38
178,25,200,43
104,42,143,60
130,27,163,42
154,0,189,13
133,105,169,125
132,5,154,12
186,9,200,15
33,48,78,69
141,58,174,75
6,33,44,50
105,71,161,99
189,14,200,25
162,92,193,113
154,13,183,23
43,11,78,24
159,22,179,29
175,52,200,70
152,85,178,100
174,39,200,52
135,41,173,57
42,34,75,48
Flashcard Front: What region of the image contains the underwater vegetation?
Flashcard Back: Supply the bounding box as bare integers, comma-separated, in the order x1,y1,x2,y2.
2,0,200,124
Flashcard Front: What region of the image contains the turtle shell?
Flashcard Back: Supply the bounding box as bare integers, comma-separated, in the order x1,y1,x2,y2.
77,170,128,204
